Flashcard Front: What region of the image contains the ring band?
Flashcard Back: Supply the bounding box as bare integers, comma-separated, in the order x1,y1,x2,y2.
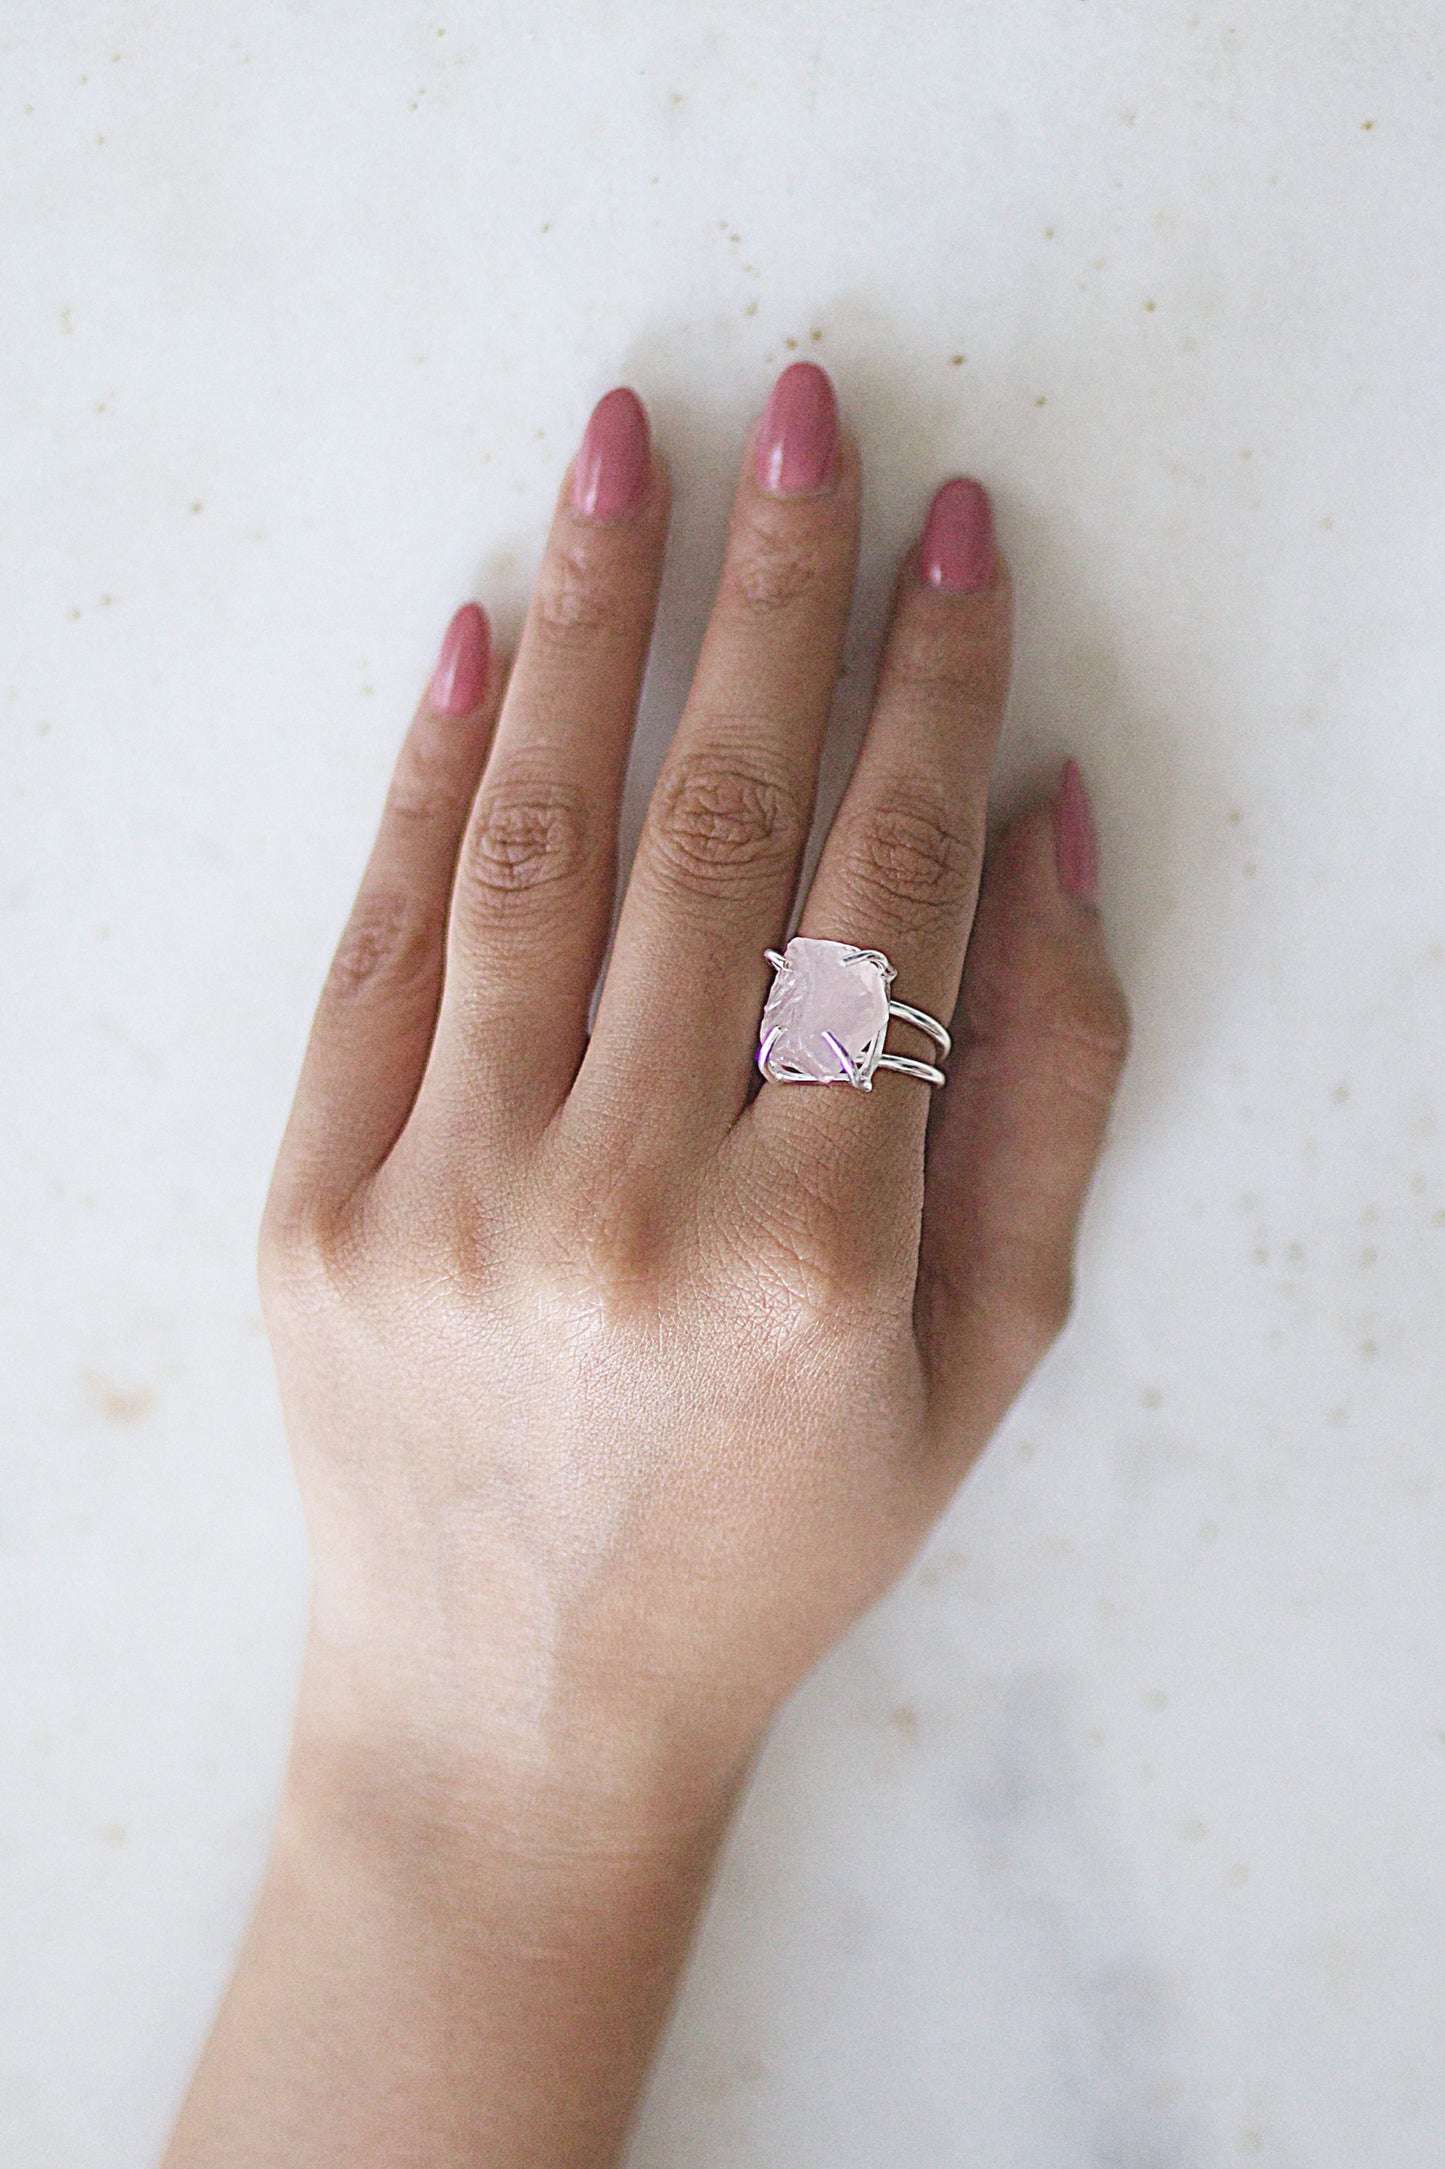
757,938,951,1091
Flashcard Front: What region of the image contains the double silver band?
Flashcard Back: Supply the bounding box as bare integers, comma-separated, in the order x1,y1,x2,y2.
878,999,951,1087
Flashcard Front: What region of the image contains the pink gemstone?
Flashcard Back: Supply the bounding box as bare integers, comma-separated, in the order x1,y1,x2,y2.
758,938,892,1087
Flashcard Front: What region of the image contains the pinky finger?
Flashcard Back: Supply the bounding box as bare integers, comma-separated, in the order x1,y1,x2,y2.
267,604,501,1233
916,763,1131,1473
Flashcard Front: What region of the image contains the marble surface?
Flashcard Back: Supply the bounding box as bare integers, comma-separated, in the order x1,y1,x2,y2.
4,3,1445,2162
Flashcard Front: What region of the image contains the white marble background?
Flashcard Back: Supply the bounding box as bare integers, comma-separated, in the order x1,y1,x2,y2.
4,2,1444,2162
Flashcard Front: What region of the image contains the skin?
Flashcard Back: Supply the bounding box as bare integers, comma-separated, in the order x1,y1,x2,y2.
163,380,1129,2168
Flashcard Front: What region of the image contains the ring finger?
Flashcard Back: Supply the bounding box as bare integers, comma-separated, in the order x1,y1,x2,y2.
744,479,1013,1261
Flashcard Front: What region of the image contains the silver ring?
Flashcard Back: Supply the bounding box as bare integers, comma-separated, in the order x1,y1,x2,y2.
756,938,951,1091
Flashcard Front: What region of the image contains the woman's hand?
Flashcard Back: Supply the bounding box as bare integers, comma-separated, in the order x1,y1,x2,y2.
166,366,1128,2169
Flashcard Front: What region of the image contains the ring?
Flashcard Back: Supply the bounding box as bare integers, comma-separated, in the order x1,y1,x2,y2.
756,937,951,1090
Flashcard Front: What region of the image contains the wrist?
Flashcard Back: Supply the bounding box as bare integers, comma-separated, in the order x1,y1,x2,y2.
282,1619,759,1884
196,1630,750,2169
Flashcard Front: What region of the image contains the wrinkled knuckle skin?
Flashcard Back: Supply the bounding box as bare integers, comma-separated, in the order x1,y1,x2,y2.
531,540,616,650
886,621,1010,719
648,751,804,906
323,888,443,1006
457,780,592,925
385,734,469,829
728,522,830,618
1050,972,1133,1097
843,786,978,926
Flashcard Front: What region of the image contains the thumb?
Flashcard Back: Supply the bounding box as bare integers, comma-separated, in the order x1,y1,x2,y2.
916,761,1130,1474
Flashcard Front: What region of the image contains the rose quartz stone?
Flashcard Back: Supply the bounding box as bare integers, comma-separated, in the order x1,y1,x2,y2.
758,937,891,1086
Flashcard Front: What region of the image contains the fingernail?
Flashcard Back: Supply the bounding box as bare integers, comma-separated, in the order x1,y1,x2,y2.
1056,758,1100,902
572,386,651,519
429,602,489,716
754,361,840,496
920,477,996,593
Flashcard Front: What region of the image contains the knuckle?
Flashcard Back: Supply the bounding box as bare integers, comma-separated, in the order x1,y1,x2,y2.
972,1258,1075,1377
534,1141,675,1324
530,539,615,650
886,620,1010,720
1037,971,1132,1099
457,777,592,924
323,886,441,1005
1067,973,1132,1068
729,1135,899,1325
648,748,805,905
756,1222,883,1323
727,521,831,618
842,782,978,925
257,1189,363,1314
965,910,1131,1099
384,726,469,829
1008,1275,1075,1371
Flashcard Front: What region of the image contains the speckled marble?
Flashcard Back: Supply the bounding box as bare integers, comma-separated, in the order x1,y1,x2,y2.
4,4,1444,2164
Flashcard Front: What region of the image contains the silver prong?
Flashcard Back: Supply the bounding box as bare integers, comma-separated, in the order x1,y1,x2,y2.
822,1031,862,1087
841,947,895,983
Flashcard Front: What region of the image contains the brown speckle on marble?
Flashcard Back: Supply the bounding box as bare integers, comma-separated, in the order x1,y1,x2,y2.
83,1371,157,1425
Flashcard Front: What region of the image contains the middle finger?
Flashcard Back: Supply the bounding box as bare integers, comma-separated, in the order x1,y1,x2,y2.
576,363,860,1142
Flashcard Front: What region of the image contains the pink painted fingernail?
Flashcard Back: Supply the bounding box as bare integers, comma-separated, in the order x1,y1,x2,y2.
754,361,840,496
920,477,996,593
1056,758,1100,901
572,386,651,519
429,602,489,716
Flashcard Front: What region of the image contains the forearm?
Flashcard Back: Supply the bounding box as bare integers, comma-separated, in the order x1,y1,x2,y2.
164,1658,751,2169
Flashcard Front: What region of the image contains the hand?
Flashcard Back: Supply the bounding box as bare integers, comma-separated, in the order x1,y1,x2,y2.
262,364,1128,1823
166,365,1128,2169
